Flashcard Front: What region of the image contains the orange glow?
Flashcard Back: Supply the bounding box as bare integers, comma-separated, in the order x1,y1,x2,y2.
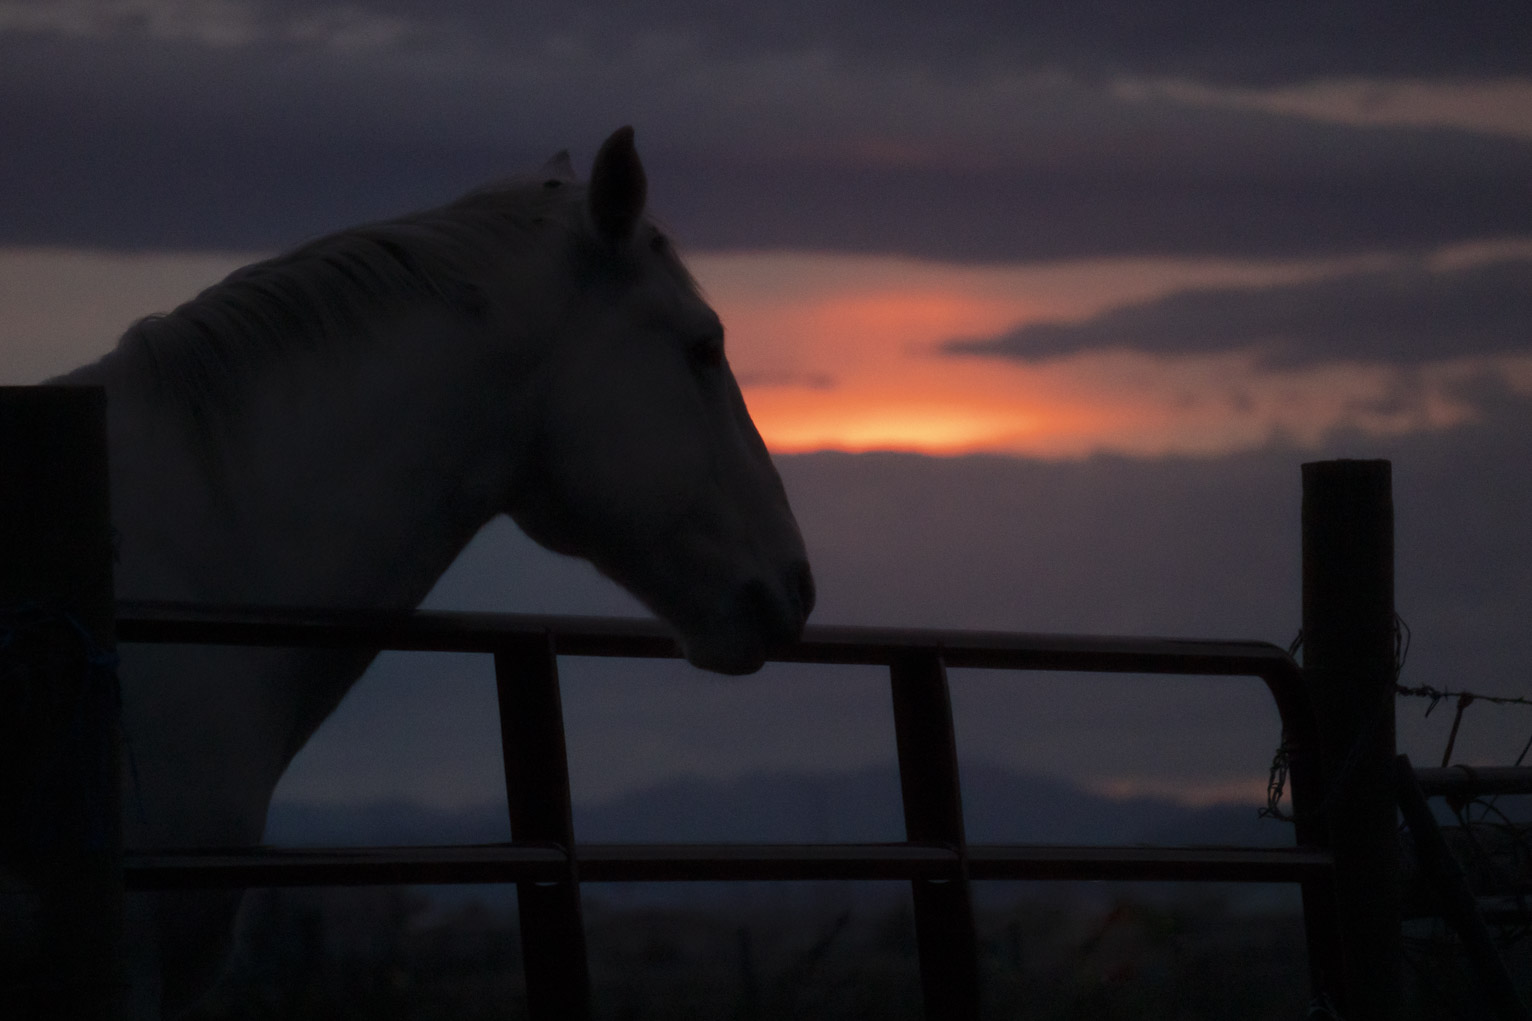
744,366,1118,456
801,292,1028,351
688,251,1529,459
4,246,1524,461
720,283,1071,454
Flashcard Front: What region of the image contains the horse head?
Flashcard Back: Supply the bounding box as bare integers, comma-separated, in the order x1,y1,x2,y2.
504,128,814,674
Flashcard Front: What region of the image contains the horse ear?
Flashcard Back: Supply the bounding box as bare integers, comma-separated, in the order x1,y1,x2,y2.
588,126,647,242
540,149,576,181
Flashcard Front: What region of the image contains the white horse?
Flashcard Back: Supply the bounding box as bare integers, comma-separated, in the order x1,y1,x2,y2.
47,127,814,1016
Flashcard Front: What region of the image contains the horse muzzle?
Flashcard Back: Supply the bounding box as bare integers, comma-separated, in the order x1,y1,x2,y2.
682,559,815,675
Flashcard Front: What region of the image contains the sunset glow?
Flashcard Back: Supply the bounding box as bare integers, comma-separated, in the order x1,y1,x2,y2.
4,245,1527,461
690,250,1529,459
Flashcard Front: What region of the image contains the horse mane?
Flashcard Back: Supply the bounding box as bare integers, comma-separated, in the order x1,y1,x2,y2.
118,176,574,442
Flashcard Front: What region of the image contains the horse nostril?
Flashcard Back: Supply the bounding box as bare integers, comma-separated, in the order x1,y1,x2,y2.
790,561,816,619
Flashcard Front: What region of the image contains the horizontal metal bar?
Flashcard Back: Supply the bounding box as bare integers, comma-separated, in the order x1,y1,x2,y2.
123,842,1332,890
115,602,680,658
1414,766,1532,799
968,844,1334,883
577,843,961,882
115,601,1297,678
123,843,572,889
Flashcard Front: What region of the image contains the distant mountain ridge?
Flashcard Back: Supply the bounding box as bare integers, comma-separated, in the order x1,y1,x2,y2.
265,760,1289,850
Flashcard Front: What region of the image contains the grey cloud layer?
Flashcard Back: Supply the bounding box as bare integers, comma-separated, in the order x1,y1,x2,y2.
945,258,1532,366
2,7,1531,257
159,1,1532,84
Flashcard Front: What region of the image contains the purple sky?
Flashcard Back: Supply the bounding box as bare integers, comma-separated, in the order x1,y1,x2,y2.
2,2,1531,811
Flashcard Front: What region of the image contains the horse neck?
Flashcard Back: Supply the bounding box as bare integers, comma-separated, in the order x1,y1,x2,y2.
83,305,529,612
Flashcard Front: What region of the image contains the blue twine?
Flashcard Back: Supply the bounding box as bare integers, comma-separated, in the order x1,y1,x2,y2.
1,602,143,856
1306,993,1345,1018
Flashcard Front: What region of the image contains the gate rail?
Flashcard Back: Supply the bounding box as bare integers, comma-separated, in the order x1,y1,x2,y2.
116,602,1339,1020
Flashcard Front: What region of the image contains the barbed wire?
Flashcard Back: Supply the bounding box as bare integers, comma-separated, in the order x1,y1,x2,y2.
1257,633,1311,822
1264,613,1532,1012
1258,631,1309,823
1262,615,1414,825
1399,684,1532,713
1264,613,1532,826
1260,741,1293,823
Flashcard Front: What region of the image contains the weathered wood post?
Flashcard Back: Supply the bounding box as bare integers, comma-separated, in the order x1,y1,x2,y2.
0,386,124,1018
1302,458,1400,1021
891,650,980,1021
495,632,591,1021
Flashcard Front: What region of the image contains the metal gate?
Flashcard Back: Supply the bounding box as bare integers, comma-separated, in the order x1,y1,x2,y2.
116,603,1341,1020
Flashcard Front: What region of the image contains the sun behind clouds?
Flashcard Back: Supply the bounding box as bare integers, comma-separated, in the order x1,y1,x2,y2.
3,246,1525,460
694,251,1529,459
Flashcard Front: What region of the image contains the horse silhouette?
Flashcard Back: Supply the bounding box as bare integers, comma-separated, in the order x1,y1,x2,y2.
47,127,814,1016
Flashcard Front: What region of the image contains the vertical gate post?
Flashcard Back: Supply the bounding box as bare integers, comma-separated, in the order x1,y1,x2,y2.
1278,678,1348,1009
890,650,980,1021
1302,459,1401,1021
0,386,124,1018
495,633,591,1021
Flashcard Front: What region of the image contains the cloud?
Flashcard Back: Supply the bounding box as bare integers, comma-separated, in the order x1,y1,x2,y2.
1114,76,1532,141
734,370,837,391
6,1,1530,85
1,8,1531,257
944,257,1532,367
0,0,418,50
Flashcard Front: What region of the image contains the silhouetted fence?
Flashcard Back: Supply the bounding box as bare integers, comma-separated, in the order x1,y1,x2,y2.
13,385,1528,1020
114,602,1335,1020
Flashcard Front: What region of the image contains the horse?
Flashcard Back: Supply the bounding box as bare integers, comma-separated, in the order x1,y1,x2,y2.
43,127,815,1016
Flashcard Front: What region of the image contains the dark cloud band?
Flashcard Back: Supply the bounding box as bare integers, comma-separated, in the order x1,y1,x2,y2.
2,11,1531,258
63,1,1532,85
944,258,1532,367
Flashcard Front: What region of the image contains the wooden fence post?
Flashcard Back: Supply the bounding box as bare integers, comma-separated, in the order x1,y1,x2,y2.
891,650,980,1021
0,386,124,1018
495,633,591,1021
1301,458,1401,1021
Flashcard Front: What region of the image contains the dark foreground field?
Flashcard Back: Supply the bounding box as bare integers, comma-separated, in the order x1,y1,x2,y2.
184,881,1530,1020
186,883,1323,1021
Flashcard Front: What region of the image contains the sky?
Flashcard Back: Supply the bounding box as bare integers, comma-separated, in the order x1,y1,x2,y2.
3,1,1531,816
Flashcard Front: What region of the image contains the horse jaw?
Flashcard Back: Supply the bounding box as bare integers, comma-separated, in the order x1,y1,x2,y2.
673,560,817,675
507,500,815,676
578,493,816,676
